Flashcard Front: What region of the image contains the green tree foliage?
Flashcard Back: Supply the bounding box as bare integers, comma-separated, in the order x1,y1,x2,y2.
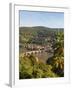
19,56,33,79
19,54,57,79
47,31,64,77
53,32,64,77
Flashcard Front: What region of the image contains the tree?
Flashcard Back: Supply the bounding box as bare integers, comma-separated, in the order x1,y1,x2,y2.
52,31,64,77
19,54,57,79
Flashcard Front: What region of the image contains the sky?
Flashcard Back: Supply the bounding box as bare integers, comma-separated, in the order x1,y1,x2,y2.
19,10,64,28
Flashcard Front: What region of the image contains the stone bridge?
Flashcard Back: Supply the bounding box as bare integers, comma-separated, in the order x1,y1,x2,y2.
24,50,45,56
20,50,46,57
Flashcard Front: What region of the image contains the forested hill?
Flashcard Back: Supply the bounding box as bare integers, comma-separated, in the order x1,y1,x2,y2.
19,26,64,46
19,26,63,41
19,26,64,32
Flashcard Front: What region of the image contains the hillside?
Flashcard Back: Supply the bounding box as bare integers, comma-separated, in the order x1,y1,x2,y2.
19,26,64,52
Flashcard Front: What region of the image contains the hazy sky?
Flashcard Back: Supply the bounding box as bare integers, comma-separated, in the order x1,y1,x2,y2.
19,10,64,28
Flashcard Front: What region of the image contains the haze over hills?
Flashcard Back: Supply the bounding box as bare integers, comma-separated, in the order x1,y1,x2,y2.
19,26,64,31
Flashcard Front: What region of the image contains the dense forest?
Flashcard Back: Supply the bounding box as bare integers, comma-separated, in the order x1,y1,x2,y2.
19,26,64,79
